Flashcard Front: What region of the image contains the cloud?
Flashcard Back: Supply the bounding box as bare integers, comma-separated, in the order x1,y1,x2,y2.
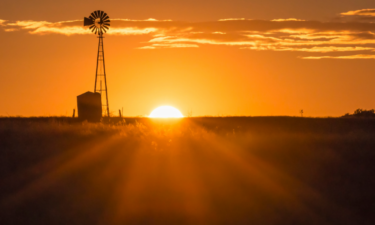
4,28,17,32
338,9,375,22
243,46,375,52
114,18,172,22
341,9,375,17
1,19,161,36
138,43,199,49
7,21,51,29
302,54,375,59
2,9,375,58
218,18,246,21
271,18,305,22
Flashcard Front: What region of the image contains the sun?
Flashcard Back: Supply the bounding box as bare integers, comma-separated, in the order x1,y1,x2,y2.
149,106,184,118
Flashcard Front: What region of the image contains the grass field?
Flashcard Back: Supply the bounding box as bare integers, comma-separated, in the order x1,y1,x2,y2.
0,117,375,225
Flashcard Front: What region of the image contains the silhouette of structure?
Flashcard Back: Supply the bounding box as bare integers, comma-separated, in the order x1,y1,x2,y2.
84,10,111,117
77,92,102,122
300,109,303,117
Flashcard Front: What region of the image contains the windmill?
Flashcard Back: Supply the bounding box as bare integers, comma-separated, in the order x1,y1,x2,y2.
84,10,111,117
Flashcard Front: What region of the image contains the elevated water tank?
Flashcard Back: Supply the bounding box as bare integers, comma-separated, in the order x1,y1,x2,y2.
77,92,102,122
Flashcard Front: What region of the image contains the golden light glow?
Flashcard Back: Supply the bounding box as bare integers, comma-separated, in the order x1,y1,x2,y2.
149,106,184,118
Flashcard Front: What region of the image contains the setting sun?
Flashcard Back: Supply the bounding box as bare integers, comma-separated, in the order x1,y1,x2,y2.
149,106,184,118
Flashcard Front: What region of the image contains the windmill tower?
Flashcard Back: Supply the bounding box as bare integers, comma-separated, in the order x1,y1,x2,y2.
84,10,111,117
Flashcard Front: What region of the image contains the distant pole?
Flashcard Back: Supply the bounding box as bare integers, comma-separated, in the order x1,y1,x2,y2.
119,109,122,118
300,109,303,117
73,109,75,118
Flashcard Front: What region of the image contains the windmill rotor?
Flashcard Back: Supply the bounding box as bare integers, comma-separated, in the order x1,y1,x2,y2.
84,10,110,35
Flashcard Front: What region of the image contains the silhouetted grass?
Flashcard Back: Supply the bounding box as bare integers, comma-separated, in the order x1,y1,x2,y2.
0,117,374,225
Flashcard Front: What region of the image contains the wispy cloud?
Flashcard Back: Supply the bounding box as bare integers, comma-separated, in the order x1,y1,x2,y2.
341,9,375,17
271,18,305,22
301,54,375,59
138,43,199,49
8,21,51,29
1,19,160,36
338,8,375,22
218,18,246,21
2,9,375,59
244,46,375,52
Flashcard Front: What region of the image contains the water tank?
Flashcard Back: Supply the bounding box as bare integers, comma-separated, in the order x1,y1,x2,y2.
77,92,102,122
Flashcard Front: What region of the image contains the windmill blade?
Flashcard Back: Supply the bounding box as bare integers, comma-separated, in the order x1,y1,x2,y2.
103,23,110,26
102,13,108,19
89,15,94,20
89,24,95,29
94,11,99,18
96,10,101,17
91,12,96,19
103,16,109,21
103,26,109,29
104,19,110,23
100,11,104,18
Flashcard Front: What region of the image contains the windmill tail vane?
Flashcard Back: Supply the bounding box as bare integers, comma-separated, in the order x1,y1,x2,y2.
84,10,111,117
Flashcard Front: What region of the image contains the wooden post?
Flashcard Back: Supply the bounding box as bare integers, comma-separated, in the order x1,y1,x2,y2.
73,109,75,118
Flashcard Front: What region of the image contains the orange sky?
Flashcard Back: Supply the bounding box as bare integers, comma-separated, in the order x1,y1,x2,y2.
1,0,375,117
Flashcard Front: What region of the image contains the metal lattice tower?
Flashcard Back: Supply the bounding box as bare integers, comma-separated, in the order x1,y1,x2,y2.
84,10,111,117
94,35,109,117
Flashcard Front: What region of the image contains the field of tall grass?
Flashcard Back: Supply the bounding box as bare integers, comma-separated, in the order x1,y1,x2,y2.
0,117,375,225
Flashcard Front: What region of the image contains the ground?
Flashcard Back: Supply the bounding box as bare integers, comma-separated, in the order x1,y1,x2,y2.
0,117,375,225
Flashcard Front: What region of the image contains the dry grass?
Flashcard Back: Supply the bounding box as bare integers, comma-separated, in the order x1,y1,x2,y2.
0,117,375,225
